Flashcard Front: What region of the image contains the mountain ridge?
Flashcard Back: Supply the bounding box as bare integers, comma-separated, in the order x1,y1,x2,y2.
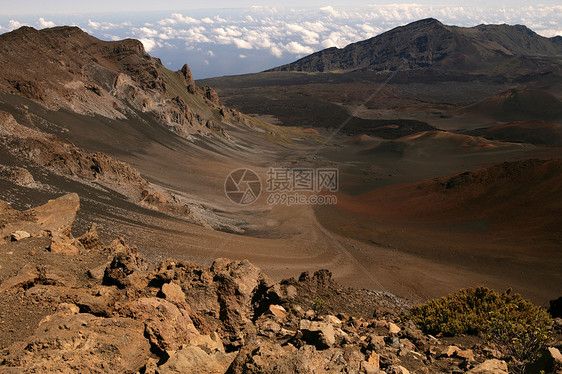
268,18,562,73
0,25,249,140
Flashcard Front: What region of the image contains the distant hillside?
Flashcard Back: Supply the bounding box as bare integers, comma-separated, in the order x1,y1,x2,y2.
269,18,562,73
465,121,562,146
458,89,562,122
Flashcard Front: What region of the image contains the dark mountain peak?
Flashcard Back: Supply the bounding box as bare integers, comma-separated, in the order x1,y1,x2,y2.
8,25,86,39
269,19,562,73
410,17,444,26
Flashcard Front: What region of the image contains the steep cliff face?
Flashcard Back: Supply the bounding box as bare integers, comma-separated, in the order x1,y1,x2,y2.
0,26,245,139
269,18,562,73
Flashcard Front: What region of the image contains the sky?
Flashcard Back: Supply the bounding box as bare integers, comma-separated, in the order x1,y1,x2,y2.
0,2,560,78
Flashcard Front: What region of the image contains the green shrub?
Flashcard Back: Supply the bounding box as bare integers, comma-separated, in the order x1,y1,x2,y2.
486,305,552,373
408,287,552,373
312,296,326,315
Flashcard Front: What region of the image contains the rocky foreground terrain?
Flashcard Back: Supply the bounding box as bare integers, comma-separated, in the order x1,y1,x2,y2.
0,194,561,373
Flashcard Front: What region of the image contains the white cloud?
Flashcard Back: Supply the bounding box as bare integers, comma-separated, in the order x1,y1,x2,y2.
201,17,214,24
233,38,253,49
8,20,24,29
139,38,156,52
38,18,56,28
159,13,201,25
207,50,214,56
139,27,158,37
214,27,242,37
283,41,315,55
88,20,101,29
286,23,320,44
320,6,339,17
270,45,283,57
239,54,247,58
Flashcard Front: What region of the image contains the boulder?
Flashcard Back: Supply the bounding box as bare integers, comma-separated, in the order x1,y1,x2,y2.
299,319,336,349
161,281,187,305
366,351,380,370
87,262,110,280
78,222,103,250
1,307,150,373
549,347,562,366
179,64,197,94
32,193,80,238
103,239,146,288
466,359,509,374
123,297,199,353
48,237,82,255
0,264,38,292
158,345,236,374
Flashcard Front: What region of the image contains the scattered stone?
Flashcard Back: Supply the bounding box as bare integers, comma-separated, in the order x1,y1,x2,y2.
368,334,386,350
547,347,562,372
388,322,401,334
367,351,380,369
457,349,476,362
388,364,410,374
269,304,288,319
286,285,297,299
11,230,30,241
0,193,530,374
325,314,342,326
441,345,461,357
305,309,315,319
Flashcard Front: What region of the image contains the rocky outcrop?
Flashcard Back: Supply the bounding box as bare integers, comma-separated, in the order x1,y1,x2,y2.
0,111,190,217
0,26,235,139
1,195,556,373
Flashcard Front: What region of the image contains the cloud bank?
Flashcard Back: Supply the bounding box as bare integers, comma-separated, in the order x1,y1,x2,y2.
1,5,560,78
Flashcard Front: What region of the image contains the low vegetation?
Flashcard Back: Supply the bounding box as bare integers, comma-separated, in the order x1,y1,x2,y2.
409,287,552,372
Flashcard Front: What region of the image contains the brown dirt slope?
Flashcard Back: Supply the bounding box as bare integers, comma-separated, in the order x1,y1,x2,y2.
465,120,562,146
